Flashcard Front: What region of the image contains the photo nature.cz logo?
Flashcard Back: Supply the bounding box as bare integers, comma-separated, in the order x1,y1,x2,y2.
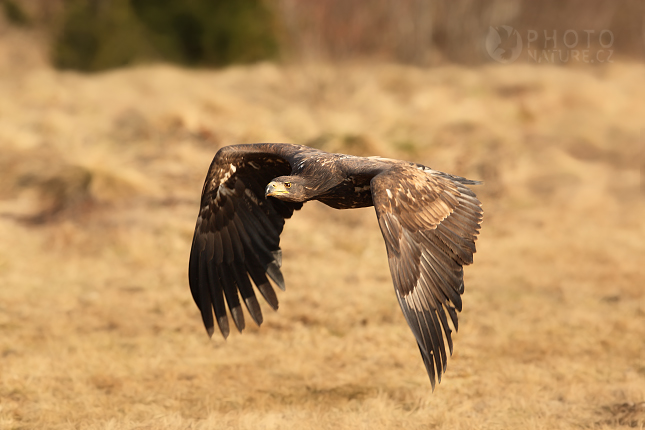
486,26,614,64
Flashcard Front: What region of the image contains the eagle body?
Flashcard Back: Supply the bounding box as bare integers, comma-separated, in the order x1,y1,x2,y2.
189,143,483,388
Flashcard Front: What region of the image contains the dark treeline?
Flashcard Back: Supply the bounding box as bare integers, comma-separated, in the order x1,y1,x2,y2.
2,0,642,71
53,0,279,71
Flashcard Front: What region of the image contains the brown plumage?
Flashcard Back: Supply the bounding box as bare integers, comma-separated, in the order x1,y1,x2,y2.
189,143,483,388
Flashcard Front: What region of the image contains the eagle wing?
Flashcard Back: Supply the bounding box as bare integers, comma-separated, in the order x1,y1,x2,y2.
371,165,483,388
189,144,309,338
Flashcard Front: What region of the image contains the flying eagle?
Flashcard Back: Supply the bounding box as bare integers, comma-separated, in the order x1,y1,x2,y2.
189,143,483,388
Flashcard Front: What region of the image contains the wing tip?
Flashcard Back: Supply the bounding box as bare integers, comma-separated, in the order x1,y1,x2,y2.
429,370,437,392
257,282,279,310
266,261,286,291
245,296,264,326
231,306,245,333
218,316,230,339
207,317,230,339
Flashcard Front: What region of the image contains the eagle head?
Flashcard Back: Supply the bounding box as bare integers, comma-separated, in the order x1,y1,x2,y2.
265,176,309,202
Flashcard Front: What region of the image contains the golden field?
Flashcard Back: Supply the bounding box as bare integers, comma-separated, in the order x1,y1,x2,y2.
0,41,643,428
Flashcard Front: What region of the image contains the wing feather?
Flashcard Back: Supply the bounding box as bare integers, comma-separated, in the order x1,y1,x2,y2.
371,165,483,388
206,259,229,338
217,263,244,331
196,249,215,335
189,144,307,338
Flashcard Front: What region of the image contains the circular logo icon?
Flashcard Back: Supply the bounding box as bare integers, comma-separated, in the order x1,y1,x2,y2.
486,26,522,63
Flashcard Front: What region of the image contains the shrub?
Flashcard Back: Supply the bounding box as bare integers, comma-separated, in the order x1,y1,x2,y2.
53,0,279,71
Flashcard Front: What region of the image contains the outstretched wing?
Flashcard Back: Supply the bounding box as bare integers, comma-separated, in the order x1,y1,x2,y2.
371,165,483,389
189,144,308,339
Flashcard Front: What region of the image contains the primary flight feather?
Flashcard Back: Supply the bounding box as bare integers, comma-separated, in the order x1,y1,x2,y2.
189,143,483,388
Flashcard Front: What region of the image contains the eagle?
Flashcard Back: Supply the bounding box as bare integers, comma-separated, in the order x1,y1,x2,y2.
189,143,483,388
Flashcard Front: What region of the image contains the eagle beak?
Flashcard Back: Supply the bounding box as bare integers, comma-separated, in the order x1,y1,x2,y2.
265,181,289,197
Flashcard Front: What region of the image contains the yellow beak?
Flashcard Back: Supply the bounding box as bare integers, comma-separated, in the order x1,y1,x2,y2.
265,181,289,197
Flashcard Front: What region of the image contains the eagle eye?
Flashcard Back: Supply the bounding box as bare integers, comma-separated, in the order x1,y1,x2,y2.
284,182,291,188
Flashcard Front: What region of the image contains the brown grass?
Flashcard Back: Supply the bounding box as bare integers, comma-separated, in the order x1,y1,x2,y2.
0,52,643,428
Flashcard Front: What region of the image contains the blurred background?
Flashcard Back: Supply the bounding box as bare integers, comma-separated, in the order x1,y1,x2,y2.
0,1,643,429
1,0,643,70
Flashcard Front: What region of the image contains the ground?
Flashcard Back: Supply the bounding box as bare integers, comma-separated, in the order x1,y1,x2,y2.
0,56,643,429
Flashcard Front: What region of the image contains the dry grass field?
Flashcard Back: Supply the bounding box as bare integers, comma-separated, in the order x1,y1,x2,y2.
0,39,643,428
